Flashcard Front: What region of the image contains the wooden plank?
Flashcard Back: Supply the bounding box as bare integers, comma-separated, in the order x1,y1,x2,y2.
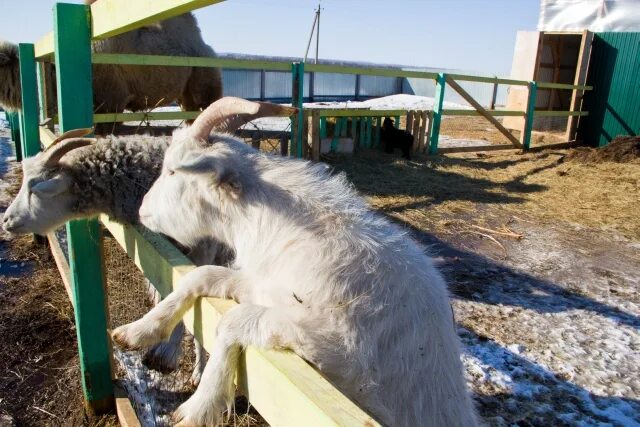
417,111,428,152
100,216,380,427
428,73,446,155
92,53,291,71
446,73,529,86
425,111,433,153
411,111,420,149
291,62,305,158
566,30,593,142
442,109,525,117
406,110,414,133
331,118,341,152
445,75,523,148
521,81,538,150
46,232,74,308
39,126,58,148
18,44,41,158
305,62,438,80
311,111,320,161
34,32,54,59
90,0,227,40
438,144,517,154
533,110,588,117
54,3,114,413
94,111,200,123
536,82,592,90
114,385,142,427
316,109,406,118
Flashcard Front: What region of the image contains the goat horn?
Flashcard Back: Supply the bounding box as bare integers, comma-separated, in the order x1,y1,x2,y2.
46,127,95,148
190,97,298,141
43,137,95,167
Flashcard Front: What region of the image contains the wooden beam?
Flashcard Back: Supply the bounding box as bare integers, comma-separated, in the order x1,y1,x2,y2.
100,216,380,427
34,32,54,59
94,111,200,124
417,111,428,153
92,53,291,71
406,110,414,133
438,144,517,154
411,111,421,148
565,30,593,142
46,232,74,308
445,75,522,148
114,385,142,427
311,110,320,161
55,3,114,413
441,109,525,117
305,63,438,80
39,126,58,149
90,0,227,40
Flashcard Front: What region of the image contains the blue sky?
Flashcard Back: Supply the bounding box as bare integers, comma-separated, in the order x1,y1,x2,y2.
2,0,540,76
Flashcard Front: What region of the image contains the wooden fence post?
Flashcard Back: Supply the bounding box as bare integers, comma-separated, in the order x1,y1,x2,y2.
7,112,22,161
311,110,320,160
490,79,498,110
428,73,446,155
18,44,40,158
418,110,428,152
521,81,538,151
290,62,305,158
406,110,414,133
411,110,421,146
54,2,114,415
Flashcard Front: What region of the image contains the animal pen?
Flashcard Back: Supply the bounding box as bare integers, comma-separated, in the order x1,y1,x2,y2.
8,0,592,425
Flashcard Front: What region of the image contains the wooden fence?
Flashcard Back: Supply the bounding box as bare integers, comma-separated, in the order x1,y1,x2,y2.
8,0,592,425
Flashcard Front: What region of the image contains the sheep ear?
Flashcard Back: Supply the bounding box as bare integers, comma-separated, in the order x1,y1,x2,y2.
176,155,242,198
31,175,71,198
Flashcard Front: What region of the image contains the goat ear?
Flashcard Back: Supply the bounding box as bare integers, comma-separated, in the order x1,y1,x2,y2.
31,175,70,198
176,154,242,198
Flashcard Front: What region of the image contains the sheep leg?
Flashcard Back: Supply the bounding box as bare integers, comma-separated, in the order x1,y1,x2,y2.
111,266,242,350
142,323,184,373
172,304,305,427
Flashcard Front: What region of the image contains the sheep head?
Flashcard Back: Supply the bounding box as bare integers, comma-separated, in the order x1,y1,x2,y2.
2,128,94,235
0,40,22,111
139,97,296,247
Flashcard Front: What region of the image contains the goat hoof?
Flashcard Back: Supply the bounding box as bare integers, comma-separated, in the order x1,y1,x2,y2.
142,342,180,373
111,320,166,350
172,394,224,427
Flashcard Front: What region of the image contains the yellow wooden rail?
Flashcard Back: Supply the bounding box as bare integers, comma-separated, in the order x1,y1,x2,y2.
39,126,57,148
99,215,381,427
93,111,199,123
532,110,589,117
92,53,292,71
34,32,54,59
442,109,525,117
90,0,226,39
304,109,407,118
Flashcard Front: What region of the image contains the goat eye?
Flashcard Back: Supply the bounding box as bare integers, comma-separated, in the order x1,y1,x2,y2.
167,169,175,176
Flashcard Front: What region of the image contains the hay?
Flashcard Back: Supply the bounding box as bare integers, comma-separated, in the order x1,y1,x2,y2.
564,135,640,164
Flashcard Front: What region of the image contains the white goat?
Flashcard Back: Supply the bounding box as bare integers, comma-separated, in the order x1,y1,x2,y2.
112,98,478,427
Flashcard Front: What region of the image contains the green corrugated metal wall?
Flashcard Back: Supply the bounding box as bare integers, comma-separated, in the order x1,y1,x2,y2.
578,32,640,147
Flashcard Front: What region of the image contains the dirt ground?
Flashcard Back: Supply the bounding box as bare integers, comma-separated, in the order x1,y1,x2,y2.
1,119,639,426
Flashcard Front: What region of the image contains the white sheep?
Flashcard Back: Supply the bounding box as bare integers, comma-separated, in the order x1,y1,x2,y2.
0,1,222,116
112,98,478,427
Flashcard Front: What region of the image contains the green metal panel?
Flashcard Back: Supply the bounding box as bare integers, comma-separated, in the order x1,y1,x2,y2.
18,44,41,158
54,2,114,412
522,81,538,151
579,32,640,146
428,73,446,155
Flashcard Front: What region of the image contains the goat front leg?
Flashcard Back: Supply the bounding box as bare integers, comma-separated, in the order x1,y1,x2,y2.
172,304,306,427
112,266,242,350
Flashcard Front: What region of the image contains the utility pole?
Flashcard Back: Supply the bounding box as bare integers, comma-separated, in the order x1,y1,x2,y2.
304,4,321,63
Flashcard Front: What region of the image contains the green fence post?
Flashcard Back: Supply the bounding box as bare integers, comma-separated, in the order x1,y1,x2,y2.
320,117,327,139
8,112,23,161
374,117,381,148
395,115,401,128
331,117,341,152
359,116,366,148
365,117,372,148
18,44,41,158
522,81,537,151
54,2,114,415
290,62,305,158
428,73,446,155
